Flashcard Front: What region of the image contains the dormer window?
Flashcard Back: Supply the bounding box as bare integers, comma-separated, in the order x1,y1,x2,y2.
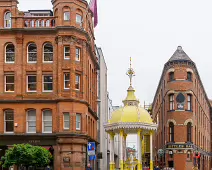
4,11,12,28
187,72,192,81
169,72,174,81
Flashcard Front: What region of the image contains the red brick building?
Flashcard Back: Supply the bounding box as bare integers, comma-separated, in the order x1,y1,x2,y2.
152,46,211,170
0,0,98,169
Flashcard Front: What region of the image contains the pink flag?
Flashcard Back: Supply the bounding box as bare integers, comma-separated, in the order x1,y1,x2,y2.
89,0,98,27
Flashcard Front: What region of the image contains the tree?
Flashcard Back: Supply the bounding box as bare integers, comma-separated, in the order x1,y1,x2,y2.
1,144,52,169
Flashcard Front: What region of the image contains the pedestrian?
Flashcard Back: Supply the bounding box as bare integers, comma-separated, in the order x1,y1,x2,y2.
154,165,160,170
86,163,92,170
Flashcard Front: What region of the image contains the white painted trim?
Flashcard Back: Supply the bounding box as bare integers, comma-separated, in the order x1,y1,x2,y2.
167,119,177,126
26,109,36,133
42,110,52,133
26,75,37,92
42,75,53,92
184,119,193,126
27,43,37,63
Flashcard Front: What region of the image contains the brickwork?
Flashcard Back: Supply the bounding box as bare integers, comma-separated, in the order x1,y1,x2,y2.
0,0,98,169
152,47,211,170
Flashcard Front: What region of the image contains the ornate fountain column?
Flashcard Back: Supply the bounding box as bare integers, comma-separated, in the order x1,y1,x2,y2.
150,131,153,170
137,130,142,170
124,134,127,162
120,130,124,170
109,132,115,170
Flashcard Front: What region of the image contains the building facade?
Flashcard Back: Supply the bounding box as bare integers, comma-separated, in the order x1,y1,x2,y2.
0,0,98,169
152,46,211,170
96,46,120,170
96,47,108,170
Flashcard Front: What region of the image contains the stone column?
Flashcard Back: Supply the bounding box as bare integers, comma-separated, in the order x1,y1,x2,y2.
137,130,142,170
120,130,124,170
150,131,153,170
109,132,115,170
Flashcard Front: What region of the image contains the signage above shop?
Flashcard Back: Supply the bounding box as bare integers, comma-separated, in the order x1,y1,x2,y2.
166,144,193,149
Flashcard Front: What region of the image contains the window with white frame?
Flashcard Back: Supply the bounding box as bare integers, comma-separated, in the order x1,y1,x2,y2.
64,46,70,59
43,110,52,133
76,113,81,130
28,43,37,63
4,110,14,133
63,112,70,130
4,12,11,28
76,14,82,25
169,94,174,110
43,75,53,92
64,73,70,89
43,43,53,62
5,43,15,63
27,109,36,133
75,74,80,90
27,75,37,92
64,12,70,21
75,47,80,61
5,75,15,92
187,94,192,111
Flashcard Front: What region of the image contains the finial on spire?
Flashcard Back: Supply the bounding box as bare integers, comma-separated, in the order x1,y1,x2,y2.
126,57,135,86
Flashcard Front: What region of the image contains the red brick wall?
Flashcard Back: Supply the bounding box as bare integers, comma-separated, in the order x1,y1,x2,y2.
152,62,211,170
0,0,98,140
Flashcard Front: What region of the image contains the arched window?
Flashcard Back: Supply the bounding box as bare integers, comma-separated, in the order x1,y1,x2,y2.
42,110,52,133
27,109,36,133
41,20,45,27
27,43,37,63
169,72,174,81
5,43,15,63
76,14,82,26
187,72,192,81
169,94,174,110
46,20,50,27
169,122,174,142
35,20,40,27
4,110,14,132
63,6,70,21
43,43,53,62
30,20,34,27
64,11,70,20
187,122,192,142
4,11,12,28
187,94,192,111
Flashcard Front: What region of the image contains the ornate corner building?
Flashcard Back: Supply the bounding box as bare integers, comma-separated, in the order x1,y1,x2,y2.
0,0,98,169
152,46,211,170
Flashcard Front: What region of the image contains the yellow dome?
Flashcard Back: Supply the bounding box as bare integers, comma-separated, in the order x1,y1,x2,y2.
109,86,153,124
109,105,153,124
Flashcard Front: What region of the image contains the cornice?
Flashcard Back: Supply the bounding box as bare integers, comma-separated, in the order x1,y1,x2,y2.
104,122,158,132
0,98,98,120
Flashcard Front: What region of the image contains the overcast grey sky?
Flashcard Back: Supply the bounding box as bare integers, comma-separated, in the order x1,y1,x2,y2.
18,0,212,106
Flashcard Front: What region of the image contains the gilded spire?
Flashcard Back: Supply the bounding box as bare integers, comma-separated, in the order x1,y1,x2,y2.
126,57,135,86
123,57,139,106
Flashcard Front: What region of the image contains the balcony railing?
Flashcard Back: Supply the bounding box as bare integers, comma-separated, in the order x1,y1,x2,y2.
24,16,56,28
